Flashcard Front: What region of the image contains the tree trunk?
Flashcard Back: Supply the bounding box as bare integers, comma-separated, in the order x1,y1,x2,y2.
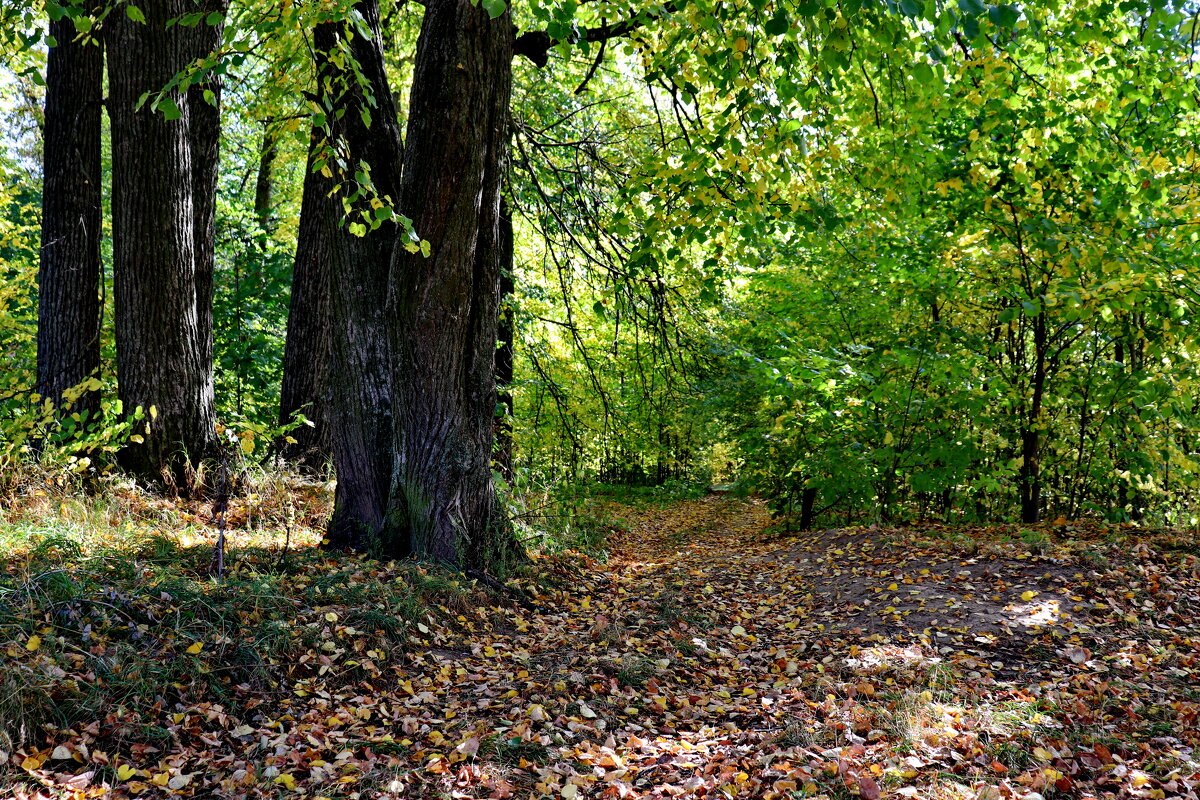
253,119,278,231
188,1,227,427
1019,312,1047,524
385,0,520,571
106,0,218,483
36,16,103,426
494,200,515,483
313,11,406,551
277,124,335,470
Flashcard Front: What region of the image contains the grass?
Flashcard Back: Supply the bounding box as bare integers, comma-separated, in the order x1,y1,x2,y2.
0,476,489,763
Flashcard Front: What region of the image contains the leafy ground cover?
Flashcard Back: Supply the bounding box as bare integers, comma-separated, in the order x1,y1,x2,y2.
3,491,1200,799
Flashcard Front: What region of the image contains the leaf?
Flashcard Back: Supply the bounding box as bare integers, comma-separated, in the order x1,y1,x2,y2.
156,96,183,121
765,10,789,36
51,746,73,760
1021,590,1037,601
186,641,203,654
126,5,146,23
482,0,506,18
117,764,138,781
25,634,41,651
988,3,1019,27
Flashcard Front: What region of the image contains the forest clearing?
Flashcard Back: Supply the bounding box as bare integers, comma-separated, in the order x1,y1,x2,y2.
4,0,1200,797
2,489,1199,799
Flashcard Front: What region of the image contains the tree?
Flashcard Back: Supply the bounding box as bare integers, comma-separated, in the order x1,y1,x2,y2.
36,8,102,428
276,123,334,470
384,0,515,567
104,0,224,482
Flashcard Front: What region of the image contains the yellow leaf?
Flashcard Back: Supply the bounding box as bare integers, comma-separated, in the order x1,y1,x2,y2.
117,764,138,781
240,434,255,455
324,612,338,622
25,635,41,651
186,641,203,655
152,772,170,786
274,773,297,790
1021,591,1038,602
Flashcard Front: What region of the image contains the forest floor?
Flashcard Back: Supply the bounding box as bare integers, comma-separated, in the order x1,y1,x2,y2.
3,491,1200,799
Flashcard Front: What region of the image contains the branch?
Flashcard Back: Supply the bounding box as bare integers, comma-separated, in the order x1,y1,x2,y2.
514,2,678,67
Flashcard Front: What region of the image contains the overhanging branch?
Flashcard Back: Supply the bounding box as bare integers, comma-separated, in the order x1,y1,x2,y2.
513,1,678,67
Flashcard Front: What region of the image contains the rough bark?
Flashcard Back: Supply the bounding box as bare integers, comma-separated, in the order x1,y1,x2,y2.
277,124,334,470
314,11,406,551
105,0,218,482
36,16,103,424
187,0,228,412
386,0,520,570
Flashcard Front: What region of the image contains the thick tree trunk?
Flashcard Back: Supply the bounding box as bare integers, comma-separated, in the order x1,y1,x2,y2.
36,16,103,424
106,0,218,483
310,11,405,551
385,0,521,570
187,1,228,413
278,125,335,470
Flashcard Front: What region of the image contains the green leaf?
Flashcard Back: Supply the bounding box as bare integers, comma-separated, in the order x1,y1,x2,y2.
126,5,146,23
899,0,921,17
157,97,182,120
988,3,1019,26
958,0,986,14
482,0,506,19
765,9,790,36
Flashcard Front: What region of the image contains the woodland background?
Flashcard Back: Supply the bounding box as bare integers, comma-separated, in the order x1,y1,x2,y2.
2,2,1200,799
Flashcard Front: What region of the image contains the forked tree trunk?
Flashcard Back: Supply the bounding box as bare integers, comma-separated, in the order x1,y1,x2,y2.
106,0,218,482
36,16,103,424
385,0,520,570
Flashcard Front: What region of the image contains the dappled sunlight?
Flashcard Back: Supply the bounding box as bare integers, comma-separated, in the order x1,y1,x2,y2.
1008,597,1063,629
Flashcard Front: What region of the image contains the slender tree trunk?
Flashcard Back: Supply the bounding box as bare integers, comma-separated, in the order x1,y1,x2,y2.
494,200,515,482
106,0,217,483
36,16,103,425
253,119,278,231
313,11,405,551
385,0,520,571
1019,313,1047,523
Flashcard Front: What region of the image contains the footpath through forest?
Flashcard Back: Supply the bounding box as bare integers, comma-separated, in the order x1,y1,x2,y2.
7,495,1200,799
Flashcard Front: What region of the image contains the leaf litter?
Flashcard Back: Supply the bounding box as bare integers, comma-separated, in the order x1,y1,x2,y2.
4,495,1200,799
